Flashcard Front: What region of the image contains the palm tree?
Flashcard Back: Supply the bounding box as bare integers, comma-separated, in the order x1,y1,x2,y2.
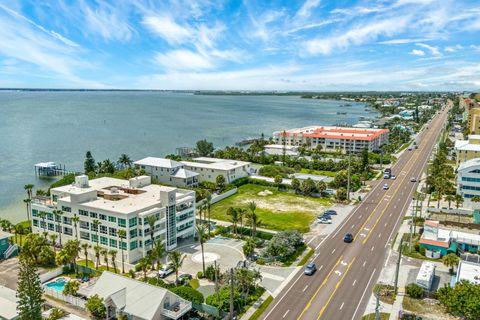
136,257,151,281
81,242,91,268
247,201,260,239
53,209,63,246
152,240,165,271
205,192,212,238
442,253,460,274
118,154,132,169
168,250,185,285
38,211,47,237
195,224,207,275
93,245,102,270
227,207,239,236
71,214,80,240
444,194,456,209
49,233,58,247
118,229,127,273
24,184,34,230
23,198,32,230
238,208,245,236
91,219,101,245
14,224,25,246
24,184,34,199
100,248,109,271
146,215,157,252
455,194,464,209
109,250,118,273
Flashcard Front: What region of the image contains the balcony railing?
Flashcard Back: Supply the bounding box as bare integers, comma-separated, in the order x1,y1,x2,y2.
162,300,192,319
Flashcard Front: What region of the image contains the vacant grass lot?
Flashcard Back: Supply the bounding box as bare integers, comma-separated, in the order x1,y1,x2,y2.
210,184,331,232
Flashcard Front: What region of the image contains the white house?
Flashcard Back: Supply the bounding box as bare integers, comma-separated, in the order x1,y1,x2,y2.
134,157,199,188
456,261,480,285
31,175,196,265
88,272,191,320
0,285,18,320
181,157,251,184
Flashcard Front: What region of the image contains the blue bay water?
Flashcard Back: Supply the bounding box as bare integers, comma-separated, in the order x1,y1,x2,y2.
0,91,375,222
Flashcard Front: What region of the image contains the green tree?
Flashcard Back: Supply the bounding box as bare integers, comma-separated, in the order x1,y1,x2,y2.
442,253,460,274
47,308,66,320
227,207,239,236
23,198,32,231
85,294,106,319
135,257,151,281
336,187,348,201
405,283,424,298
20,233,55,266
274,175,283,186
71,214,80,240
195,224,207,275
168,250,185,284
63,280,80,296
445,194,456,209
206,287,242,313
437,281,480,320
52,209,63,246
118,154,132,169
93,245,102,270
455,194,464,209
216,174,226,190
109,250,118,273
196,139,214,156
291,178,301,193
316,180,327,195
57,239,80,272
360,147,370,173
100,248,109,271
171,286,204,304
38,211,47,236
84,151,96,174
17,259,44,320
150,240,165,271
247,201,261,240
301,178,317,195
80,242,91,268
242,239,256,258
146,215,157,254
91,219,101,245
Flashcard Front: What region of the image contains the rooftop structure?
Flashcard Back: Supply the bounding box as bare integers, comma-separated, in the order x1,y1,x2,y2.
273,126,389,154
88,272,191,320
456,261,480,285
181,157,251,184
263,144,299,156
0,285,19,320
134,157,198,188
31,175,196,264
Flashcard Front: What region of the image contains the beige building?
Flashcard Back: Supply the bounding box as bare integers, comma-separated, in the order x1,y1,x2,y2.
31,175,196,265
468,108,480,135
455,135,480,165
181,157,251,184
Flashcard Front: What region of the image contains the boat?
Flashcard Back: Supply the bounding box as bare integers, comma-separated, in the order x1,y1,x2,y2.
337,112,347,115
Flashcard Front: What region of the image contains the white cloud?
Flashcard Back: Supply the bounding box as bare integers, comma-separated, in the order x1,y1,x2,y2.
304,17,410,55
379,38,431,44
296,0,321,18
416,43,441,55
154,50,213,70
444,45,463,52
410,49,425,56
142,15,191,45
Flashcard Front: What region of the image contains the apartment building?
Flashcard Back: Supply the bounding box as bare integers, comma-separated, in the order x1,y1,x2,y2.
181,157,251,184
454,135,480,165
456,158,480,203
273,126,389,154
134,157,199,188
31,175,195,265
467,108,480,135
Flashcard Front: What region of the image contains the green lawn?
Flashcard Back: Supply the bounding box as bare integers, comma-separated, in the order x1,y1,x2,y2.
361,313,389,320
299,168,336,177
249,295,273,320
76,259,119,274
210,184,332,232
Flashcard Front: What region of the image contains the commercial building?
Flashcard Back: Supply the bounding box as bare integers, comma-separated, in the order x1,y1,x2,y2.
181,157,251,184
419,220,480,257
457,158,480,202
31,175,196,265
88,271,191,320
134,157,199,188
273,126,389,154
455,135,480,165
455,261,480,285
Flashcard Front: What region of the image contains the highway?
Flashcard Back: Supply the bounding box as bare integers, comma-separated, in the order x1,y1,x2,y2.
261,104,450,320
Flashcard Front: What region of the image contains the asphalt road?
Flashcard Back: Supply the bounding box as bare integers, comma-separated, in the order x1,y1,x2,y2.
262,104,451,320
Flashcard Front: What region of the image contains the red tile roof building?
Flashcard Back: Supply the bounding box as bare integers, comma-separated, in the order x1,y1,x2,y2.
273,126,389,153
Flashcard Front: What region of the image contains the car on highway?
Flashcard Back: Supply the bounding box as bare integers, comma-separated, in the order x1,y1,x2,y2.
158,264,174,278
408,147,413,151
318,217,332,224
410,177,417,182
304,262,317,275
383,173,390,179
343,233,354,243
383,183,389,190
390,175,396,180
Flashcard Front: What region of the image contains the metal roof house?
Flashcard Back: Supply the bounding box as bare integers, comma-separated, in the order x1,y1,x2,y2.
88,272,191,320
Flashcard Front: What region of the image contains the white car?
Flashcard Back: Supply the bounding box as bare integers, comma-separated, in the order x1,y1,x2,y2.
390,175,396,180
383,184,389,190
410,177,417,182
158,264,174,278
318,217,332,224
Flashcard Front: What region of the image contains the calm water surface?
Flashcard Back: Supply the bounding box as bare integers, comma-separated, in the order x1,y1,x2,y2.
0,91,375,222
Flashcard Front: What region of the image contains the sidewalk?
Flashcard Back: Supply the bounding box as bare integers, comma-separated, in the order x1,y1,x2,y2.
240,291,271,320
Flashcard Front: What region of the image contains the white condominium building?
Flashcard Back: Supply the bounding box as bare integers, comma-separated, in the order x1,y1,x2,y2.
31,175,195,265
181,157,251,184
134,157,199,188
457,158,480,203
273,126,389,153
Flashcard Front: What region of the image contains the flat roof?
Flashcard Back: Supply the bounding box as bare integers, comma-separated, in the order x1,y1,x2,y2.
275,126,389,141
0,230,13,239
457,261,480,285
134,157,183,169
52,177,194,214
0,286,18,320
182,157,250,170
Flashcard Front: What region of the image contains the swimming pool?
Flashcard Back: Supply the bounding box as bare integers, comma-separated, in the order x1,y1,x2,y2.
45,277,67,292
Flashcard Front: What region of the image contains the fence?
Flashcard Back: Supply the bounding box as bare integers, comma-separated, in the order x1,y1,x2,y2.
43,287,86,309
426,207,472,216
39,266,64,283
198,188,238,207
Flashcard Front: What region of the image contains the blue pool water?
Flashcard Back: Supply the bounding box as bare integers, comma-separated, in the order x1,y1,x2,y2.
45,278,67,292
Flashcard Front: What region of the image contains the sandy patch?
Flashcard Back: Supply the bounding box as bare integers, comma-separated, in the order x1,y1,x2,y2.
257,190,273,196
240,196,328,214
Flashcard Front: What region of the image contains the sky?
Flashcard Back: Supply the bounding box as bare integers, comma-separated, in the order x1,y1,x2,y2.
0,0,479,91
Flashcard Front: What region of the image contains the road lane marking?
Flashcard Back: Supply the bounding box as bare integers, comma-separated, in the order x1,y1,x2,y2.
315,235,329,250
303,285,308,292
319,265,323,271
384,223,388,227
331,248,336,254
316,257,356,320
283,310,290,318
352,279,357,286
359,215,362,219
351,268,377,320
340,302,344,310
335,270,342,276
297,256,343,320
363,261,366,267
378,233,382,238
351,224,355,229
371,246,375,251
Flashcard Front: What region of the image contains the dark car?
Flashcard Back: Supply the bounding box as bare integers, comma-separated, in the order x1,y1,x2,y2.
177,273,193,284
343,233,354,243
324,209,337,215
304,262,317,275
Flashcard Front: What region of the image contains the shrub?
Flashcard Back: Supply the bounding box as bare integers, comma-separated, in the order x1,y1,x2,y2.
197,271,204,279
258,165,294,178
85,294,106,319
256,258,265,265
171,286,204,304
405,283,424,299
263,230,304,258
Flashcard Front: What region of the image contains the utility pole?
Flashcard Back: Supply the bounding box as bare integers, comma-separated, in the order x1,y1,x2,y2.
347,152,351,201
229,268,234,320
394,237,403,294
375,292,381,320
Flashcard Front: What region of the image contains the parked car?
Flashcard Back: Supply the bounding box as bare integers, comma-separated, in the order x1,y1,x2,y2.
323,209,337,215
343,233,354,243
318,217,332,224
158,264,174,278
177,273,193,284
304,262,317,275
383,184,389,190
